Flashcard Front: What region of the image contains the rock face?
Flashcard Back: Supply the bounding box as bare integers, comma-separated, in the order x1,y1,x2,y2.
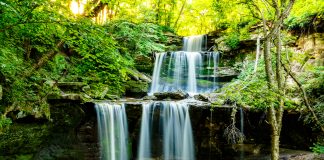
125,80,149,98
142,95,157,100
0,98,98,160
296,33,324,66
1,99,320,160
125,68,151,98
194,94,210,102
153,90,189,100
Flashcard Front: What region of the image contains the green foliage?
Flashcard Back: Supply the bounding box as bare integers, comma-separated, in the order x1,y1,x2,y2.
286,0,324,30
225,33,240,49
219,60,278,109
0,0,173,124
0,117,12,132
310,143,324,154
107,21,167,57
302,66,324,129
16,154,33,160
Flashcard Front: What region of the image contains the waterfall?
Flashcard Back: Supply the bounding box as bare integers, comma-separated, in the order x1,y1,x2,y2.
137,103,157,159
96,35,217,160
95,103,129,160
239,108,244,134
254,36,261,73
149,35,219,96
137,101,195,160
183,35,207,51
239,108,245,160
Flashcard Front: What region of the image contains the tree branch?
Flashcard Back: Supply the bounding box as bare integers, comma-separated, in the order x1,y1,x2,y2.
281,61,324,133
23,41,64,78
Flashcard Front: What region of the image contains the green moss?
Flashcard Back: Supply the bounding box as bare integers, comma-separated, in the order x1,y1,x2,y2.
125,80,149,93
0,124,50,156
197,79,215,87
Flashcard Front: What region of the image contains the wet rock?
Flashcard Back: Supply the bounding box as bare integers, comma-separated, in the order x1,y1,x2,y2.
125,80,149,98
56,82,86,93
134,55,154,74
126,68,151,82
194,94,210,102
104,94,119,100
48,93,82,101
153,90,189,100
142,95,157,100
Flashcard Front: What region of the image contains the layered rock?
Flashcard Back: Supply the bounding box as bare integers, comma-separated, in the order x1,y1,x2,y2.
125,68,151,98
153,90,189,100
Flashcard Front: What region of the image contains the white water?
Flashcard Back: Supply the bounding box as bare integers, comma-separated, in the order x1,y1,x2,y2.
95,103,129,160
137,103,157,159
149,35,219,96
183,35,207,51
254,36,261,73
239,108,244,134
137,101,195,160
162,101,195,160
96,35,218,160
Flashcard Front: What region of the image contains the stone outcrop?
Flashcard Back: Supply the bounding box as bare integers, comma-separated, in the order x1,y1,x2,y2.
194,94,210,102
142,95,157,100
125,68,151,98
153,90,189,100
125,80,149,98
296,33,324,66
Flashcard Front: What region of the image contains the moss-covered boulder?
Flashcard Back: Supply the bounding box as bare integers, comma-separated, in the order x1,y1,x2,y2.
0,99,96,160
125,80,149,98
153,90,189,100
0,124,50,157
134,55,154,74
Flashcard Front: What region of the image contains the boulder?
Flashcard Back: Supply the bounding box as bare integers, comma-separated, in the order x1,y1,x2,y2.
48,93,82,101
56,82,86,93
142,95,157,100
134,55,154,74
194,94,210,102
126,68,151,82
125,80,149,98
153,90,189,100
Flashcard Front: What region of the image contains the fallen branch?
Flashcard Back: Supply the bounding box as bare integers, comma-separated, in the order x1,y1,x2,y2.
281,60,324,133
23,40,64,78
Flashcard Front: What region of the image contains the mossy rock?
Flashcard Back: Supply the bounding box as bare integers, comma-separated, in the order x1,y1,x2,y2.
125,80,149,98
134,56,154,74
56,82,86,93
0,124,50,156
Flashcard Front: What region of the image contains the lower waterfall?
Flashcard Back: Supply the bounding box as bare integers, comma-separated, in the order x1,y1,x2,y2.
138,101,195,160
95,103,129,160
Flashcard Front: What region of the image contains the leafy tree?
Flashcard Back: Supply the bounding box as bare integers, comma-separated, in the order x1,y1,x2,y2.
0,0,171,127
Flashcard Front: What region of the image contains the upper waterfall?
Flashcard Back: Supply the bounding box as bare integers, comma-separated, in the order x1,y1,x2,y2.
183,35,207,51
149,35,219,96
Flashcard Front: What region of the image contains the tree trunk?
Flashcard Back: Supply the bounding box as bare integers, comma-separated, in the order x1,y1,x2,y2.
271,131,280,160
264,36,274,86
173,0,186,30
247,1,295,160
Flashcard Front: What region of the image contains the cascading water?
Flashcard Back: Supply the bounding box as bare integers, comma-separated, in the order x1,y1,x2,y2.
137,103,157,159
96,35,216,160
149,35,219,96
95,103,129,160
239,108,244,135
183,35,207,51
137,101,195,160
